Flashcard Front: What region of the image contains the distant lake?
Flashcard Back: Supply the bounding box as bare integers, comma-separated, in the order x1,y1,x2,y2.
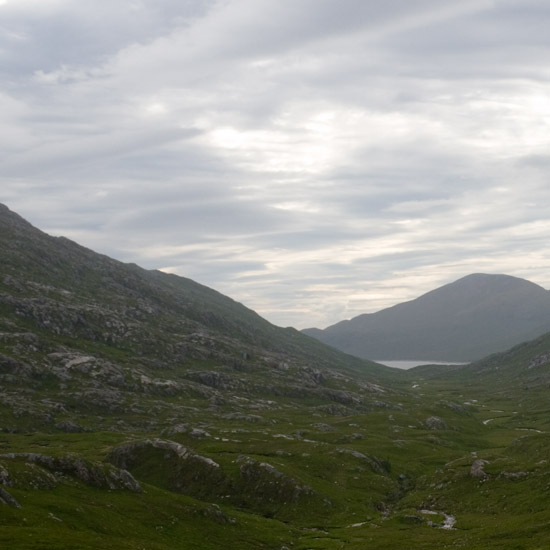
376,360,469,370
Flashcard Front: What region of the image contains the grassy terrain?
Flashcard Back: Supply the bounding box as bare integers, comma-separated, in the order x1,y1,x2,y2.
2,369,550,549
2,203,550,548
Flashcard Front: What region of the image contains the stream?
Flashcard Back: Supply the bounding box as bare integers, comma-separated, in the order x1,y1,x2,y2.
420,509,456,530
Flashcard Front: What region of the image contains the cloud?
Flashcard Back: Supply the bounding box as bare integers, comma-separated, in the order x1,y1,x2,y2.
2,0,550,330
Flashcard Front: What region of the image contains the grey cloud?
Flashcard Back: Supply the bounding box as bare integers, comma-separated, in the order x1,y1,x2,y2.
1,127,199,176
377,3,550,80
3,0,550,329
0,0,216,76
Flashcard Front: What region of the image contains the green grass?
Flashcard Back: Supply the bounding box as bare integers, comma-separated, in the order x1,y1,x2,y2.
3,376,550,548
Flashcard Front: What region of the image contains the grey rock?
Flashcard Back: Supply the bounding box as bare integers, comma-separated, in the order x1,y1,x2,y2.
312,423,335,432
0,486,21,508
163,423,189,436
471,459,489,479
55,420,85,433
0,354,24,374
0,468,12,486
528,352,550,370
425,416,448,430
200,503,236,525
190,428,211,439
0,453,142,492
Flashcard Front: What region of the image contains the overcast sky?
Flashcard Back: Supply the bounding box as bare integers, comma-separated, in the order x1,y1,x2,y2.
2,0,550,329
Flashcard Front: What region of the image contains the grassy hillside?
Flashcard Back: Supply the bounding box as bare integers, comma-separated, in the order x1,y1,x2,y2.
2,203,550,548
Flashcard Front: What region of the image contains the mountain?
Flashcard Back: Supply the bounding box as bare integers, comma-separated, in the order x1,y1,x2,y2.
0,203,406,547
4,203,550,549
303,273,550,362
0,202,393,428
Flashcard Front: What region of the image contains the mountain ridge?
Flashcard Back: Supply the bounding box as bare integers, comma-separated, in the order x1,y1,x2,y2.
2,202,400,379
303,273,550,361
0,201,395,433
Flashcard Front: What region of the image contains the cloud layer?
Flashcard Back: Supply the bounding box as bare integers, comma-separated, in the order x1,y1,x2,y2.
2,0,550,328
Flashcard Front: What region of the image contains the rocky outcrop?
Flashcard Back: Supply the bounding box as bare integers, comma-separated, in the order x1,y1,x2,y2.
55,420,86,433
425,416,448,430
237,457,314,504
0,486,20,508
0,453,142,492
321,389,363,406
186,370,238,390
528,352,550,370
163,423,190,436
107,440,321,517
334,449,391,474
0,354,30,375
107,439,226,500
47,352,126,388
108,439,219,470
198,503,235,525
440,401,472,416
470,459,490,479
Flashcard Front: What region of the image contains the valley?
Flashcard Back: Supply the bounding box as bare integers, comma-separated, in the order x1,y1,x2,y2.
2,203,550,549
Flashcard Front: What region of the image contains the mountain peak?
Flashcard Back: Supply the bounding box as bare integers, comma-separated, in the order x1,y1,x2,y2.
305,273,550,362
449,272,545,290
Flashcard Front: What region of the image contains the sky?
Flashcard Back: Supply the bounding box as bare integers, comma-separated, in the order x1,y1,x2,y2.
2,0,550,329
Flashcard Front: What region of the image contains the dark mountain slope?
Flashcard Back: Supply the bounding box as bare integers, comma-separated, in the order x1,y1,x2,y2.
0,202,386,371
1,203,344,364
0,203,397,434
303,273,550,362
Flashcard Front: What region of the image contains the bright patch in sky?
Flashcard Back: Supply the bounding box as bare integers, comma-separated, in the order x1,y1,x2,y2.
144,102,168,116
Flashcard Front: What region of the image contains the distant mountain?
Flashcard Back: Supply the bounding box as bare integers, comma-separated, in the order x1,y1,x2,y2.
303,273,550,362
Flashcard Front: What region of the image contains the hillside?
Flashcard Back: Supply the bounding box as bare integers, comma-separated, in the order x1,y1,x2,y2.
410,329,550,393
303,273,550,361
3,203,550,549
0,204,390,378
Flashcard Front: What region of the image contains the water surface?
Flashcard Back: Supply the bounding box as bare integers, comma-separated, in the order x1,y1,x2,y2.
376,360,469,370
